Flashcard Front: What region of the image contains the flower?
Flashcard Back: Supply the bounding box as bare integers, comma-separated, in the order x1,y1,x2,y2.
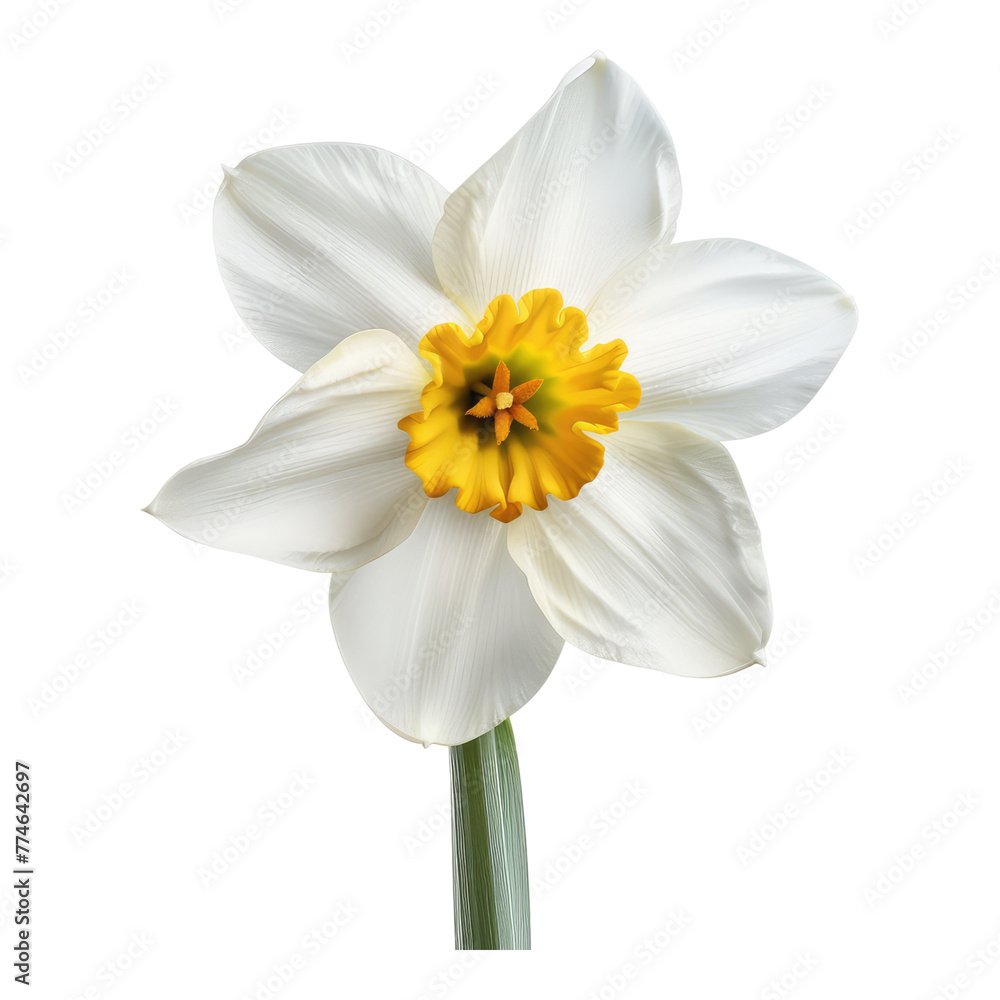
147,53,857,746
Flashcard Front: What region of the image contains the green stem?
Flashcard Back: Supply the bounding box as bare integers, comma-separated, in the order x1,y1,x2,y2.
449,718,530,950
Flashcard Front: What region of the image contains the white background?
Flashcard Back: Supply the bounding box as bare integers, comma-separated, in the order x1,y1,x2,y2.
3,0,999,997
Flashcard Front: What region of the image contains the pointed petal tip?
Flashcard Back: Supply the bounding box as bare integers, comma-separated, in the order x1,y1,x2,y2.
557,51,606,91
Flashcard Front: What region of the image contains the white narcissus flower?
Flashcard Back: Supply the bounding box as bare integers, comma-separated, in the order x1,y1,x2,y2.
148,53,857,747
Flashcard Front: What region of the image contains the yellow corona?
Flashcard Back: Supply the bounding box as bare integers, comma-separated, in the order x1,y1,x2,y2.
400,289,641,521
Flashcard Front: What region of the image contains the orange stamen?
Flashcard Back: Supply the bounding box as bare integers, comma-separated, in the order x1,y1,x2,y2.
512,379,542,404
465,360,544,445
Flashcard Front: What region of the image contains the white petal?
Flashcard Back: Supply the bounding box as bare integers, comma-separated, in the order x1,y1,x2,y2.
507,421,771,677
432,53,681,318
147,330,429,572
590,239,858,440
330,496,564,746
215,143,471,372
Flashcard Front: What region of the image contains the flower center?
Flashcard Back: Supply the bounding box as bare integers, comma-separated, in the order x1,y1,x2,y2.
399,289,640,522
465,361,542,445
